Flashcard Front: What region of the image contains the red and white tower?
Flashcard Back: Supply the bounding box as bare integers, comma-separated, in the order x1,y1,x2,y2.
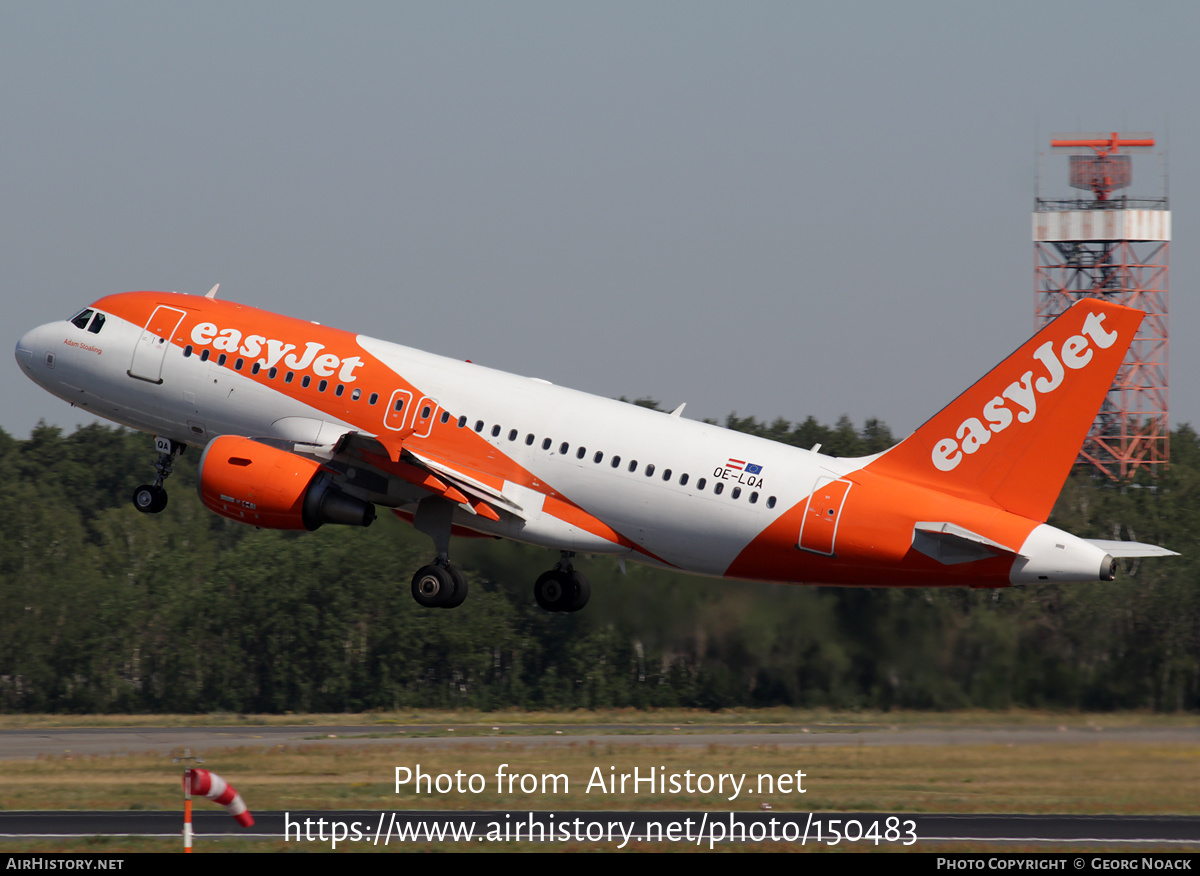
1034,132,1169,478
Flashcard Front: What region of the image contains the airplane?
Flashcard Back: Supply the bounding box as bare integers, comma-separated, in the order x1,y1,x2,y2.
15,288,1176,612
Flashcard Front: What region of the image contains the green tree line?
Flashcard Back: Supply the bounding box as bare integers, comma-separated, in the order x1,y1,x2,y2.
0,415,1195,713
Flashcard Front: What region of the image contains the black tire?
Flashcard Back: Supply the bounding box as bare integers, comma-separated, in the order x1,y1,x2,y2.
444,565,469,608
132,485,167,514
534,569,570,612
411,564,456,608
565,571,591,612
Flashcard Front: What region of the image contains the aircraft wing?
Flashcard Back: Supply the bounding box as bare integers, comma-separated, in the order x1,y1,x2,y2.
327,430,516,522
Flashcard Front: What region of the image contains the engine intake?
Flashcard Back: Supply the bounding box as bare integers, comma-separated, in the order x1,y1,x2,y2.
198,435,375,530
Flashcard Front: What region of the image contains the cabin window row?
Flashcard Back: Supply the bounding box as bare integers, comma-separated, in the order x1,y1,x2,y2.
456,416,777,508
182,343,779,510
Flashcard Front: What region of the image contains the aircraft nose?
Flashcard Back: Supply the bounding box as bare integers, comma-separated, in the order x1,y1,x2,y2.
15,328,36,366
15,323,56,380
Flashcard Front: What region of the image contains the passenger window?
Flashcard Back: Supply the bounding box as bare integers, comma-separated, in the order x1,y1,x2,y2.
394,398,405,413
200,349,210,362
662,469,672,481
352,388,361,400
302,375,312,388
697,478,707,490
422,406,432,419
576,446,586,459
542,438,552,450
628,460,638,473
285,372,295,384
508,429,518,441
440,411,450,424
766,496,777,508
492,425,501,437
714,482,724,495
457,415,467,428
749,492,759,504
87,313,105,334
269,367,279,379
680,473,689,486
251,362,261,375
335,384,344,396
318,380,328,392
369,392,378,405
475,420,484,432
525,434,535,446
645,464,655,477
218,353,227,366
235,358,244,370
611,455,621,468
559,442,569,454
593,451,603,464
731,487,741,499
183,345,193,357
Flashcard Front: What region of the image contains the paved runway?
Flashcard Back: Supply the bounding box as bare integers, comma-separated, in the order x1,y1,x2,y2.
2,723,1197,759
3,810,1200,848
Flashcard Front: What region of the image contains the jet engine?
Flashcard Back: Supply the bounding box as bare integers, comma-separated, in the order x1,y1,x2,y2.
197,435,376,530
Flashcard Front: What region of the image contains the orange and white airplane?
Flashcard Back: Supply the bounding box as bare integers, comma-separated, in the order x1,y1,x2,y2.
15,288,1175,611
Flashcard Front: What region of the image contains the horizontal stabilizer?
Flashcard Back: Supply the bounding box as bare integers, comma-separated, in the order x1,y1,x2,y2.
913,521,1017,565
1084,539,1179,558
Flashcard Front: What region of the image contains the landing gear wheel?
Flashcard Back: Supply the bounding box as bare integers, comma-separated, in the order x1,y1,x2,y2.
566,571,590,612
534,569,589,612
411,564,459,608
444,566,469,609
132,484,168,514
534,569,569,611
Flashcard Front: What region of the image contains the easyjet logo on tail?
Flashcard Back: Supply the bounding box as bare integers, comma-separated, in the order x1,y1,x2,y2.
931,310,1120,473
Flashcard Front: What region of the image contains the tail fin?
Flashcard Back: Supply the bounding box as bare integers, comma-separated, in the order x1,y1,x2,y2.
866,299,1143,521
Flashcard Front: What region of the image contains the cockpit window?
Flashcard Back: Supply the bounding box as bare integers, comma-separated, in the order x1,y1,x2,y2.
68,309,106,333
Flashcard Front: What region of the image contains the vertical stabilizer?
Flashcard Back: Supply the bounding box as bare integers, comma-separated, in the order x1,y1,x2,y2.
866,300,1143,521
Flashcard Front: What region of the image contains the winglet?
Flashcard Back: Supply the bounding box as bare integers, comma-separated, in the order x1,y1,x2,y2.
205,284,220,299
867,299,1143,522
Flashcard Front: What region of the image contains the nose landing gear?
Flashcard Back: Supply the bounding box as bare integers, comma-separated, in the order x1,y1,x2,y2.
132,436,184,515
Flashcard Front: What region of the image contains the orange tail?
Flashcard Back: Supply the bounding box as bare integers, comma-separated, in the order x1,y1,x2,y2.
866,299,1143,522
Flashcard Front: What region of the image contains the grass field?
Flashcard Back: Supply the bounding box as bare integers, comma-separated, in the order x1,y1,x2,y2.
1,710,1197,852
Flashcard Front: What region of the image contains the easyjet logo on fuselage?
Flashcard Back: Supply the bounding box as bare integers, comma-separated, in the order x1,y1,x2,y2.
931,310,1120,473
189,322,365,383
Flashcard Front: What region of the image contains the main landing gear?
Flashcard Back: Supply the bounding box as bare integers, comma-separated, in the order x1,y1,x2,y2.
132,436,185,514
411,562,469,609
409,497,470,609
408,553,591,613
533,552,590,613
406,497,590,613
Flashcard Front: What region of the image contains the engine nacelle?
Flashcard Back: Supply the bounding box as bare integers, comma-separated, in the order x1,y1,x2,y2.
197,435,376,530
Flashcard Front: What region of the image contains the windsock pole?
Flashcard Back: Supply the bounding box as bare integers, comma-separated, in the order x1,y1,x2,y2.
183,769,194,853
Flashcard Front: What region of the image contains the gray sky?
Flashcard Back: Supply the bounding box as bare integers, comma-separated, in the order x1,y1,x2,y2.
3,1,1196,443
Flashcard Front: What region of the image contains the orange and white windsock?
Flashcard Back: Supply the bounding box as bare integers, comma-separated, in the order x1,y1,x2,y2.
185,768,255,827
